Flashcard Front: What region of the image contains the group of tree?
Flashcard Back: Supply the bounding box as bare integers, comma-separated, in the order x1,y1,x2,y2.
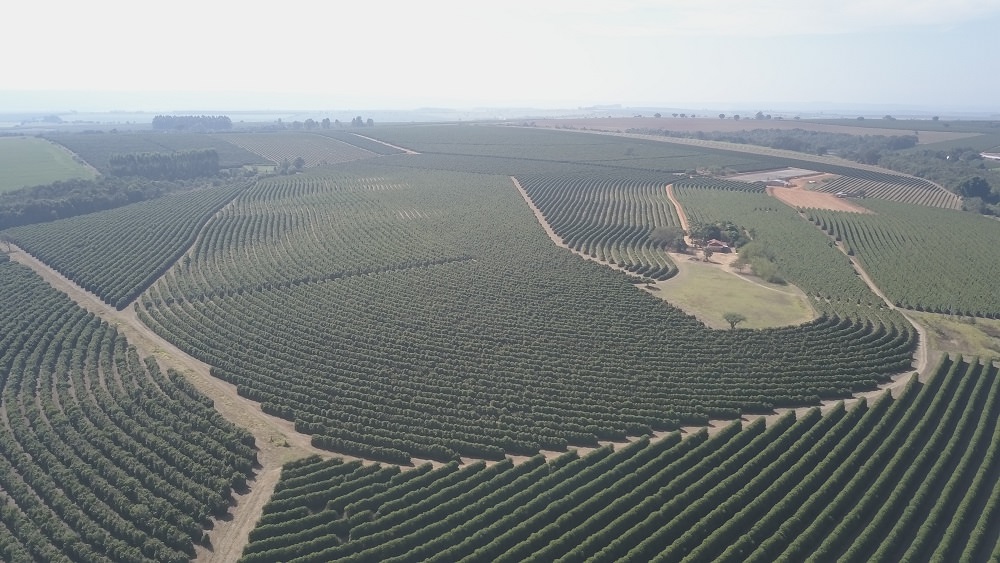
733,240,785,284
647,225,687,252
151,115,232,131
351,116,375,127
687,220,750,248
0,176,201,230
877,148,999,214
109,149,219,180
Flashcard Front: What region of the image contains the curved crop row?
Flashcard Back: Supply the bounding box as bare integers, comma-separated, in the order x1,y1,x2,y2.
518,174,681,280
140,167,916,463
0,255,256,562
2,181,248,309
812,175,960,209
239,355,1000,562
806,200,1000,317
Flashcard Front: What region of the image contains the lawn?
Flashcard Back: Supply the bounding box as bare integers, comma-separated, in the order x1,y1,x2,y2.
909,311,1000,360
0,136,97,192
653,254,816,329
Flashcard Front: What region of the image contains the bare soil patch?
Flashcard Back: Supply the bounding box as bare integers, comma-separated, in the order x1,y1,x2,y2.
767,184,873,214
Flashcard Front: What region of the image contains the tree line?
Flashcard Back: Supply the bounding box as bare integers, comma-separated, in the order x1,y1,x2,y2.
152,115,232,131
109,149,219,180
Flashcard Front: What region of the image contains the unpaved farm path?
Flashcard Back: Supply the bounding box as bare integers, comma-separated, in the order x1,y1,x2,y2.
7,245,336,562
518,177,929,435
351,133,420,155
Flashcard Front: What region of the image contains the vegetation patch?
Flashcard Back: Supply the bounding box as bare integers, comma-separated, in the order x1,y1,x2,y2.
0,136,96,192
656,253,815,329
909,312,1000,359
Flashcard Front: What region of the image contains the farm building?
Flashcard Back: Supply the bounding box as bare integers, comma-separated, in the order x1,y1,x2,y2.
705,239,731,253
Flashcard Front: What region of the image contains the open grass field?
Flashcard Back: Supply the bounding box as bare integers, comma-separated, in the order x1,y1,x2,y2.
0,136,96,192
908,312,1000,359
655,253,816,329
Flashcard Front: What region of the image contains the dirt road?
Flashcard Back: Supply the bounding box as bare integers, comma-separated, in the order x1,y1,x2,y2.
7,245,333,562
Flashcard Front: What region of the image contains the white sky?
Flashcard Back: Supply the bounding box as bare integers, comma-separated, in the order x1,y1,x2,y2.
2,0,999,111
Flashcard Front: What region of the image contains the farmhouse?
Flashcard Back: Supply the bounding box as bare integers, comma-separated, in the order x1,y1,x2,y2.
705,239,731,253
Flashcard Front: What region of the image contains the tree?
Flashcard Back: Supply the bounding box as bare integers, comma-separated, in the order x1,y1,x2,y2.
321,118,331,129
883,114,895,120
723,312,747,329
648,226,687,252
703,248,714,262
932,116,940,121
957,176,993,200
672,113,678,118
719,113,726,119
731,254,749,272
366,118,375,127
654,113,662,118
755,111,766,120
292,157,306,171
733,114,740,121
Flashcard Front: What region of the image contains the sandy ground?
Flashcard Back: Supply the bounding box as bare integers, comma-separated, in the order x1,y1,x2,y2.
529,117,979,145
767,183,873,214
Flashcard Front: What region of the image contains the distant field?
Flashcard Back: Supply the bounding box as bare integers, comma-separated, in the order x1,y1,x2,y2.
0,136,96,192
529,117,981,145
47,132,270,172
221,132,376,167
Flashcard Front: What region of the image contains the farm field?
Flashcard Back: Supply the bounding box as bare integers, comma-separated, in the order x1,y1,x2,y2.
0,136,97,192
220,133,376,167
1,124,998,562
805,200,1000,317
3,180,249,309
0,254,256,561
240,355,1000,563
46,132,269,172
529,116,983,145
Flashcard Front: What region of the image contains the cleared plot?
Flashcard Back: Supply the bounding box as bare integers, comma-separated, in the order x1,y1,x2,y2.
657,256,816,329
806,200,1000,317
239,355,1000,563
47,132,269,171
0,136,96,192
2,180,248,309
223,132,375,167
0,255,256,562
139,165,915,464
768,185,873,213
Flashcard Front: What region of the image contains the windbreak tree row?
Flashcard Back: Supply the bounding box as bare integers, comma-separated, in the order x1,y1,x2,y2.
0,256,256,562
239,355,1000,562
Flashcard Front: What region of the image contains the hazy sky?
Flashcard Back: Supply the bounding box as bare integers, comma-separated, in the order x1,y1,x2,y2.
3,0,999,111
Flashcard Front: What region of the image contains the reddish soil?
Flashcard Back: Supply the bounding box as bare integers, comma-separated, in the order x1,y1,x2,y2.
768,183,873,214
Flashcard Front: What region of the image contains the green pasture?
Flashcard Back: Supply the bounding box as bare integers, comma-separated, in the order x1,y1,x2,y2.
910,311,1000,359
0,136,96,192
655,255,816,329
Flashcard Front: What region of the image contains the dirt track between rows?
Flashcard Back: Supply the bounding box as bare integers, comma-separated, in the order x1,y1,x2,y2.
6,246,336,562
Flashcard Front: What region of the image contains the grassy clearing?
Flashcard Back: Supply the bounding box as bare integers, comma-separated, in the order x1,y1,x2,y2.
654,255,816,329
0,136,96,192
909,311,1000,359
